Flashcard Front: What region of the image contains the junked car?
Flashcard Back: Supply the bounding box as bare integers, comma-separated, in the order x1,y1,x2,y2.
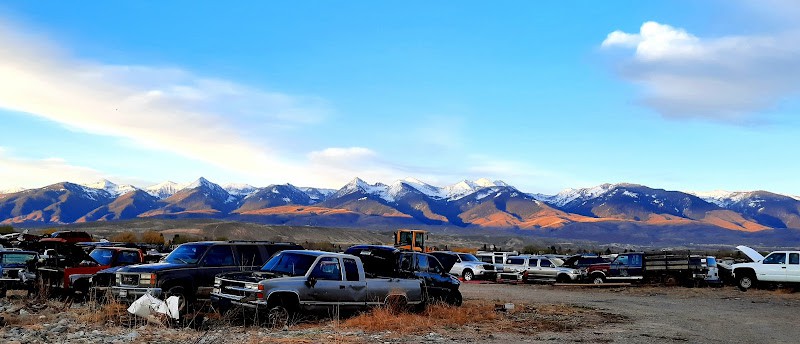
498,255,580,283
731,245,800,291
429,252,496,281
0,250,38,297
344,245,462,306
211,250,425,326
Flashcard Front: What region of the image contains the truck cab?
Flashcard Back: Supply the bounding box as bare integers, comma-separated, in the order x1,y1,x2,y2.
732,246,800,291
587,253,644,284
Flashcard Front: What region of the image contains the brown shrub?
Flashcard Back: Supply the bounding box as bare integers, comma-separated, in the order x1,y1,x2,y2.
342,301,497,334
141,230,165,244
110,231,138,243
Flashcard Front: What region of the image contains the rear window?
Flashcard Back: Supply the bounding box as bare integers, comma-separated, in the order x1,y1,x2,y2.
507,257,525,265
236,245,264,266
262,252,317,276
90,248,115,265
0,253,36,265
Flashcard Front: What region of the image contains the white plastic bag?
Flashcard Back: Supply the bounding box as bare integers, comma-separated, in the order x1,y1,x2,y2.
127,294,180,320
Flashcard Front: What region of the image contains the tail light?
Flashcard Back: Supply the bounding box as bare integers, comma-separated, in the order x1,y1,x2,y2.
256,284,265,299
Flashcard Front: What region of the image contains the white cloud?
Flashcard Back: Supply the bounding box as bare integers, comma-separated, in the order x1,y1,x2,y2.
0,149,105,190
601,21,800,121
0,17,328,185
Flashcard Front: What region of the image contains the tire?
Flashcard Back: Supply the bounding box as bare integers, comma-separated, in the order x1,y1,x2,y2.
556,274,570,284
165,286,190,313
462,270,474,281
592,275,605,285
738,274,756,291
446,290,463,307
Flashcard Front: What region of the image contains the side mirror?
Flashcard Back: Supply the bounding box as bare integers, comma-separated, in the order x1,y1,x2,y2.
305,276,317,288
549,264,555,268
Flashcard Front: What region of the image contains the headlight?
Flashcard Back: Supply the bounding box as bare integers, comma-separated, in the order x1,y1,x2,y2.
139,273,157,287
214,277,221,288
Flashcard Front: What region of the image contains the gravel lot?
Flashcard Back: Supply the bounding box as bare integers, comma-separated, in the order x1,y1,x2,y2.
461,282,800,343
1,283,797,343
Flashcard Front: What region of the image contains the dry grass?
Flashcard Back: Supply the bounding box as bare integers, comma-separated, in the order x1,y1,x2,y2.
342,301,497,334
78,299,128,324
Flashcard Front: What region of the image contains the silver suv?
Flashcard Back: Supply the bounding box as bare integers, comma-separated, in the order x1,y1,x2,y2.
430,252,496,281
499,255,580,283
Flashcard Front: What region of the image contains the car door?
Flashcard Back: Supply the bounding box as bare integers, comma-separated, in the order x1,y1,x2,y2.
538,259,558,280
307,257,348,308
759,252,787,281
786,253,800,282
341,257,367,308
197,245,236,297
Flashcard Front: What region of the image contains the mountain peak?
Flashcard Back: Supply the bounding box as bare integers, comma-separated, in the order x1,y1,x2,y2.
187,177,214,189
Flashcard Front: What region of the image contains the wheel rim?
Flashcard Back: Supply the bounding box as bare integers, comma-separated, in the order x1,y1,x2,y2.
593,277,603,284
463,271,473,281
268,306,289,329
740,277,752,289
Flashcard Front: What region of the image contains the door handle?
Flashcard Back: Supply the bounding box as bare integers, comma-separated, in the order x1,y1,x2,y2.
339,285,346,289
782,267,787,269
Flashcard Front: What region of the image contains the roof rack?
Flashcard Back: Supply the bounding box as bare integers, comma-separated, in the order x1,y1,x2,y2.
226,240,299,245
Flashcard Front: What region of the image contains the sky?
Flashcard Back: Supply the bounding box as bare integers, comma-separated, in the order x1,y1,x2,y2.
1,1,800,195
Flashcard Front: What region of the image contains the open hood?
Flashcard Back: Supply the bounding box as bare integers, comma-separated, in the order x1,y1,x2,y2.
736,245,764,262
429,252,458,272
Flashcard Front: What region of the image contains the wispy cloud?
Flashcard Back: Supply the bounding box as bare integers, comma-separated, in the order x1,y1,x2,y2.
0,17,328,184
601,20,800,121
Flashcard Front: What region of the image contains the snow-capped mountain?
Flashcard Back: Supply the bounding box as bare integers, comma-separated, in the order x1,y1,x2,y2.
82,179,138,196
297,187,336,203
0,187,26,194
145,181,187,199
235,184,313,212
224,183,259,197
330,178,394,202
532,183,617,207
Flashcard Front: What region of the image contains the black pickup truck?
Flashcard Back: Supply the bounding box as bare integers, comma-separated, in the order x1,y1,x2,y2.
111,241,302,311
344,245,462,306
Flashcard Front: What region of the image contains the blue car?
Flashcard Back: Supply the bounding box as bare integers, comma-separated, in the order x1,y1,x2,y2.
0,250,39,297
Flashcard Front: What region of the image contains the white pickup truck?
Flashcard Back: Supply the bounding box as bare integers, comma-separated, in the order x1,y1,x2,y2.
731,245,800,291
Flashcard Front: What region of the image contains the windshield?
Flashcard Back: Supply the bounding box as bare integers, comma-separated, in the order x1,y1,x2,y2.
1,253,36,265
89,249,115,265
261,252,317,276
458,254,479,262
164,244,209,264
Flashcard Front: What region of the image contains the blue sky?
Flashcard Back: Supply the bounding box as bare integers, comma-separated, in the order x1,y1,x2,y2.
1,1,800,195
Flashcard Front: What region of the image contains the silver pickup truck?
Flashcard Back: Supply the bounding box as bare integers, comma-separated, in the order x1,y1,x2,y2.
211,250,425,326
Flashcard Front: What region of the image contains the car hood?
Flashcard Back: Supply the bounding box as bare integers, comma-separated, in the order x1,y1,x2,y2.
736,245,764,262
95,266,127,275
116,262,193,273
429,253,458,272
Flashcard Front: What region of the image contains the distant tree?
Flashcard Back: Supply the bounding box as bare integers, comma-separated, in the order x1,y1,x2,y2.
171,234,201,245
0,225,14,234
141,230,165,245
550,245,557,254
605,247,612,255
40,228,58,236
214,236,229,241
110,231,138,243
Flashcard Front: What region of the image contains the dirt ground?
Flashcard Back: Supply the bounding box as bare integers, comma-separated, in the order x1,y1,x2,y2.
461,282,800,343
2,283,798,343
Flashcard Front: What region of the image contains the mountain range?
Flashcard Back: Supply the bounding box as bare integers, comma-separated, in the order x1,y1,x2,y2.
2,177,800,244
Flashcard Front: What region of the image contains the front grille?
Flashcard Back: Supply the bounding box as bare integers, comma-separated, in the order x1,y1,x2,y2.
482,264,495,270
500,273,520,280
119,274,140,286
2,268,21,279
219,280,250,297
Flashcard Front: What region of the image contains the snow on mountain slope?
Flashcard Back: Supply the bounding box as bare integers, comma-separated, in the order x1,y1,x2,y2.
333,178,394,202
82,179,138,196
533,183,617,207
688,190,751,207
224,183,258,197
297,187,336,203
145,181,187,199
